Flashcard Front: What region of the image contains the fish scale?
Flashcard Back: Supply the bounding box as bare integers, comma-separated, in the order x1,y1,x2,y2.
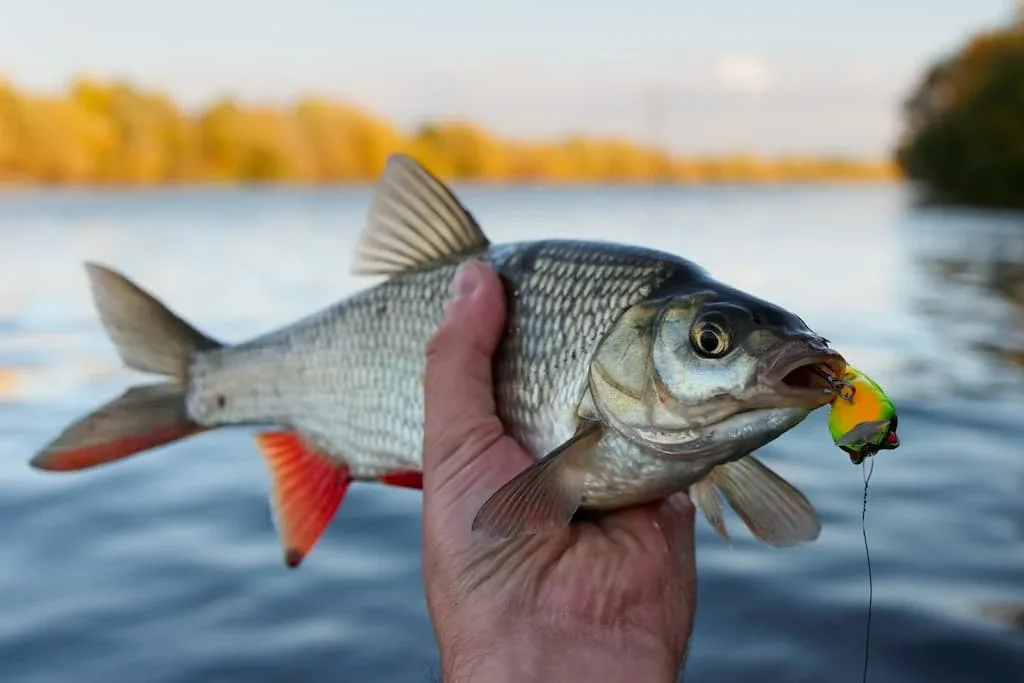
488,242,674,461
188,240,676,479
30,153,844,568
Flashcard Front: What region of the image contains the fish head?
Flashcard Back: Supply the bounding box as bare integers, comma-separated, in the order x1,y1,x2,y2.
587,282,846,456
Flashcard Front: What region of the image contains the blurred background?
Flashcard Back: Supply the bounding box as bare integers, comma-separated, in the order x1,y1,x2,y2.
1,2,1023,682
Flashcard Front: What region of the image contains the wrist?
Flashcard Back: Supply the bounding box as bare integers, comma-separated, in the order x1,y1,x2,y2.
442,628,680,683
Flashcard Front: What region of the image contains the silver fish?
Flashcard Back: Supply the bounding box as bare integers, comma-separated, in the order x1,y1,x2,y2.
30,154,846,567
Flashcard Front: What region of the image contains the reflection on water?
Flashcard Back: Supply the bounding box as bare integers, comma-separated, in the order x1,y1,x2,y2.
975,470,1024,631
905,215,1024,637
903,211,1024,401
0,184,1022,683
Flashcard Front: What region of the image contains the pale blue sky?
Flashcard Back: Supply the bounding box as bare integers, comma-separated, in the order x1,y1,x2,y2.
0,0,1017,155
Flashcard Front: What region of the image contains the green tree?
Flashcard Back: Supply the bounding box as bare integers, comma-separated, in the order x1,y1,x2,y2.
896,20,1024,209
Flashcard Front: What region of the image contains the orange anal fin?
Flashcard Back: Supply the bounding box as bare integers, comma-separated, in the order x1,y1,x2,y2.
379,468,423,490
254,431,351,569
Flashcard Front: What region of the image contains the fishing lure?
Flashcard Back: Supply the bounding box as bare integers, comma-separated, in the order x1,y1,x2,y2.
815,364,896,683
824,366,899,465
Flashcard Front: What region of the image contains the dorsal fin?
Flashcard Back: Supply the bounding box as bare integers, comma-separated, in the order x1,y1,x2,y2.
351,154,491,277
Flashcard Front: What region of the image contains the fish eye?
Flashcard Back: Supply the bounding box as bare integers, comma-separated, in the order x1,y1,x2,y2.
690,312,732,358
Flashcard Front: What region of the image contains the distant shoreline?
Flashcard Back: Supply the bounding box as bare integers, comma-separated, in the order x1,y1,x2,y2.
0,175,901,194
1,75,898,187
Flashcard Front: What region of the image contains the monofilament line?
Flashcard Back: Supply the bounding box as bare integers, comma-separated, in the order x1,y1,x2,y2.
860,458,875,683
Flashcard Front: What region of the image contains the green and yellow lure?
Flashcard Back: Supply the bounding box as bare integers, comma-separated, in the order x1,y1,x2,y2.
827,366,899,465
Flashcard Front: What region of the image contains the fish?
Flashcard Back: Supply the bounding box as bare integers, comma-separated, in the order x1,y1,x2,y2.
29,153,847,567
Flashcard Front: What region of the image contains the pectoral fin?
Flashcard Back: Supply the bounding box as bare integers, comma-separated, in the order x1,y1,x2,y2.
707,455,821,548
471,423,602,539
691,477,730,543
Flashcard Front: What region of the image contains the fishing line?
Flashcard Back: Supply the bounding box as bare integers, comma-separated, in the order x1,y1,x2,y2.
860,458,876,683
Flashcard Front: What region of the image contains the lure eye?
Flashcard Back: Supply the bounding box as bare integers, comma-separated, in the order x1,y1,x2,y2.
690,312,732,358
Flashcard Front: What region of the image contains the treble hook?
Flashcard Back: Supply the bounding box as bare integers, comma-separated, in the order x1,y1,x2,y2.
833,377,857,403
814,367,857,403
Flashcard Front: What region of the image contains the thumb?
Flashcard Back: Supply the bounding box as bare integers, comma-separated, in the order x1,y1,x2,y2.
422,260,508,485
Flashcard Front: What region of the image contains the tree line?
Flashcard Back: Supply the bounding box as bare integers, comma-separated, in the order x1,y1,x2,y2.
0,76,895,187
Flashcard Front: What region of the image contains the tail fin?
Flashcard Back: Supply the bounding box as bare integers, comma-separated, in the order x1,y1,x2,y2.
82,262,219,378
30,263,221,472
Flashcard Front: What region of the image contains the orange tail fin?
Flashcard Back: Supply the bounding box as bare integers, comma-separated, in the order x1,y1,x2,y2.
31,384,204,471
30,262,220,472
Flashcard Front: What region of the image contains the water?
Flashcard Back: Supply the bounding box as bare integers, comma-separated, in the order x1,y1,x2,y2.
1,183,1022,683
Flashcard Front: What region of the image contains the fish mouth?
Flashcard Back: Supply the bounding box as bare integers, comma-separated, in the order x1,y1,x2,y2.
761,337,847,408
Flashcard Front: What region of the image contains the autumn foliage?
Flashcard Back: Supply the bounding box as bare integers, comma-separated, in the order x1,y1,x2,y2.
0,76,896,187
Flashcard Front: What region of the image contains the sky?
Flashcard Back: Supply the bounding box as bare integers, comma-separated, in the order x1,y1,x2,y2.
0,0,1018,156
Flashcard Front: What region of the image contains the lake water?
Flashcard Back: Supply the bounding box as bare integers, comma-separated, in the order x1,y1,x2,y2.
0,183,1022,683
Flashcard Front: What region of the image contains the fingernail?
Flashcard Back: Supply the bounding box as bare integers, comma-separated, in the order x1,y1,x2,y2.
450,261,482,302
666,492,695,517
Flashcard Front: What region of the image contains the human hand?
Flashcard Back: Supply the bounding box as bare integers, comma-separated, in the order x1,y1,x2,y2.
421,260,698,683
